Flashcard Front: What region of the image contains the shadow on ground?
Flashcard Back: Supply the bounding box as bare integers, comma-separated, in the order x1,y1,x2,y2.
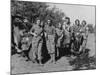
69,48,96,70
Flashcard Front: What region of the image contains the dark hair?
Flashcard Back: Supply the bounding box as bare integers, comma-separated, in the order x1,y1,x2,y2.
65,17,70,25
82,20,87,25
75,19,80,25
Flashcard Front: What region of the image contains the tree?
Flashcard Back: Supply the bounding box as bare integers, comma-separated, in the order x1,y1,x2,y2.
11,0,65,28
11,0,66,55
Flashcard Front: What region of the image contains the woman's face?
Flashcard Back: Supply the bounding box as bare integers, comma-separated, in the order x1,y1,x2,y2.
81,21,86,26
75,20,80,26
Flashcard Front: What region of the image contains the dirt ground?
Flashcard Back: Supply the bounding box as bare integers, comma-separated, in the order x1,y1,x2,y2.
86,34,96,57
11,33,96,74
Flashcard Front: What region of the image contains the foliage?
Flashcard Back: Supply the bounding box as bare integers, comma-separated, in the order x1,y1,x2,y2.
11,0,65,28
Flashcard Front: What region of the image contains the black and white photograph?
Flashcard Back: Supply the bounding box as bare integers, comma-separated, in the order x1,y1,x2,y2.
11,0,96,74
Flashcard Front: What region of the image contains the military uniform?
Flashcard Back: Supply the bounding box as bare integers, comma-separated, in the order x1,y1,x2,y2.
28,23,43,63
44,24,56,63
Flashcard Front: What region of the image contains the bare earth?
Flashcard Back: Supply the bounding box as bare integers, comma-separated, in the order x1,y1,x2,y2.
11,34,96,74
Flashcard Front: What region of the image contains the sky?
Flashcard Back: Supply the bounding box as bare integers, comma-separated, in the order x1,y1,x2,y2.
47,3,95,26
